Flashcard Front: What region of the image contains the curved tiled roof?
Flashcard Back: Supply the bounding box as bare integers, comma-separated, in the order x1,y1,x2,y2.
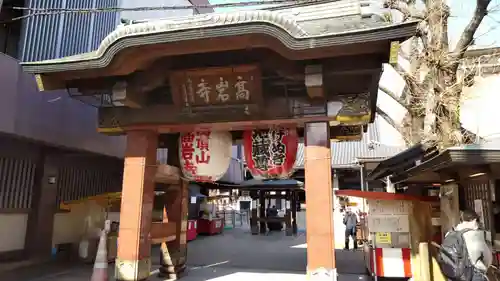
21,2,418,74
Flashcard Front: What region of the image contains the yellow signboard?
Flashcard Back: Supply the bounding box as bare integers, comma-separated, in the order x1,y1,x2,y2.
389,41,400,65
375,232,392,244
35,74,45,91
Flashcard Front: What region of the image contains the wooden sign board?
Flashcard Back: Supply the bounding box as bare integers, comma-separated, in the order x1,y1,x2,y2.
368,214,410,233
331,125,362,141
368,199,411,215
170,65,263,107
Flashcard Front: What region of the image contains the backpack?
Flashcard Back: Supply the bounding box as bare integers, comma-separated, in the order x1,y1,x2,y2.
438,229,474,281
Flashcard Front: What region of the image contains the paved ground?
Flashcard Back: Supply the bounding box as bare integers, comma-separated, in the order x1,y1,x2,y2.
3,211,369,281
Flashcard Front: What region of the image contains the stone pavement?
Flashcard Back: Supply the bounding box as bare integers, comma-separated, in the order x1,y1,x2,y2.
3,212,369,281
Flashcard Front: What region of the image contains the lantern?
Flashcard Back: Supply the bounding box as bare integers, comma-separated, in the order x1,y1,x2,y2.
179,131,232,182
243,128,298,180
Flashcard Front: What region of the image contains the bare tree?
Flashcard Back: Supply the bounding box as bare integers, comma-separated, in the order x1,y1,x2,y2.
377,0,495,149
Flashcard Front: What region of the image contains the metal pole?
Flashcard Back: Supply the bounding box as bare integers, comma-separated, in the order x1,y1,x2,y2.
360,165,366,213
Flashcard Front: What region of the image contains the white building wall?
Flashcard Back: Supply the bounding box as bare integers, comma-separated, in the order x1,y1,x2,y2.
0,214,27,253
461,74,500,139
119,0,197,21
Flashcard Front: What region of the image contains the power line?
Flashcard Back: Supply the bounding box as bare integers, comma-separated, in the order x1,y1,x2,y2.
8,0,323,21
11,0,320,13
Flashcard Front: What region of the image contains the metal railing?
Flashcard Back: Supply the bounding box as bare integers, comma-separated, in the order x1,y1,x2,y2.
216,209,251,228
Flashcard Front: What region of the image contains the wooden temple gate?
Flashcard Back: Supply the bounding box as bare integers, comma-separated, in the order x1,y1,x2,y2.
22,7,417,281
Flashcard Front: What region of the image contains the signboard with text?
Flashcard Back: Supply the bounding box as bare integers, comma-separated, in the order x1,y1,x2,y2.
170,65,263,108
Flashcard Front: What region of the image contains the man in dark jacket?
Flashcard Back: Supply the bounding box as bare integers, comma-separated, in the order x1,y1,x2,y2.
343,207,358,250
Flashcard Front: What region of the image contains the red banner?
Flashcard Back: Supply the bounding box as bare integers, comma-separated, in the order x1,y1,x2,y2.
243,128,298,180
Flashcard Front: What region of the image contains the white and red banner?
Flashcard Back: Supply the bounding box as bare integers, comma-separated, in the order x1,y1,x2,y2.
243,128,298,180
179,131,232,182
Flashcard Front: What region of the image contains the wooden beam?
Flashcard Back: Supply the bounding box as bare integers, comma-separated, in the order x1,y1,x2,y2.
155,164,181,184
151,222,177,244
34,74,65,92
129,59,172,93
97,93,372,129
33,38,389,89
110,81,146,108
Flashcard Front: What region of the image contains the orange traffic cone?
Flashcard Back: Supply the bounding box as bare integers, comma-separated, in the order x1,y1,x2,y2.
91,229,108,281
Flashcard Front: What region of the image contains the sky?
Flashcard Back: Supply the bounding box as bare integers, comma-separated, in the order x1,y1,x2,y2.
449,0,500,49
208,0,500,48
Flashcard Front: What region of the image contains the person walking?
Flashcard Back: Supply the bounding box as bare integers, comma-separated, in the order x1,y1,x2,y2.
343,207,358,250
438,209,492,281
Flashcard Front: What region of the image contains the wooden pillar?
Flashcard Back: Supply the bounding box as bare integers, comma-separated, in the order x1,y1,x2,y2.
304,122,335,279
25,153,58,258
259,191,266,234
160,136,189,277
115,130,158,281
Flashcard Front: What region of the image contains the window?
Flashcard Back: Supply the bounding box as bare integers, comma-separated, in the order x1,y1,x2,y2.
0,0,23,59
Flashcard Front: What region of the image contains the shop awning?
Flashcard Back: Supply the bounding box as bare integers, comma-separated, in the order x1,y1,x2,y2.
59,192,122,211
335,189,438,202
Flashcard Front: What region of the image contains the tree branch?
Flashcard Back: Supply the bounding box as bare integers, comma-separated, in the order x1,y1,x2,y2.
392,63,420,98
452,0,492,60
384,0,426,21
376,107,400,131
379,85,410,110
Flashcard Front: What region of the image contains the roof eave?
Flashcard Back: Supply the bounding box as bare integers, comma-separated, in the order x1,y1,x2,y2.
389,151,453,184
367,143,423,180
21,20,419,75
389,148,500,184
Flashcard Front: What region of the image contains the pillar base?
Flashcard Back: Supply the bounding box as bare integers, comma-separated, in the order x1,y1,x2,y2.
115,258,151,281
307,267,337,281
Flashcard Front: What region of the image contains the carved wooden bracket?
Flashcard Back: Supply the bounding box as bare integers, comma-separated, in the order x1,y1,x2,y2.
305,65,324,99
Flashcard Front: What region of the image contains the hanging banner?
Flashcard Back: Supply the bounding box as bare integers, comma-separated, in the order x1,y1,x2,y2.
243,128,298,180
179,131,232,182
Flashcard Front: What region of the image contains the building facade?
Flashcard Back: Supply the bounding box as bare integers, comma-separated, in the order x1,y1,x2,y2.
0,0,124,261
0,0,211,261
